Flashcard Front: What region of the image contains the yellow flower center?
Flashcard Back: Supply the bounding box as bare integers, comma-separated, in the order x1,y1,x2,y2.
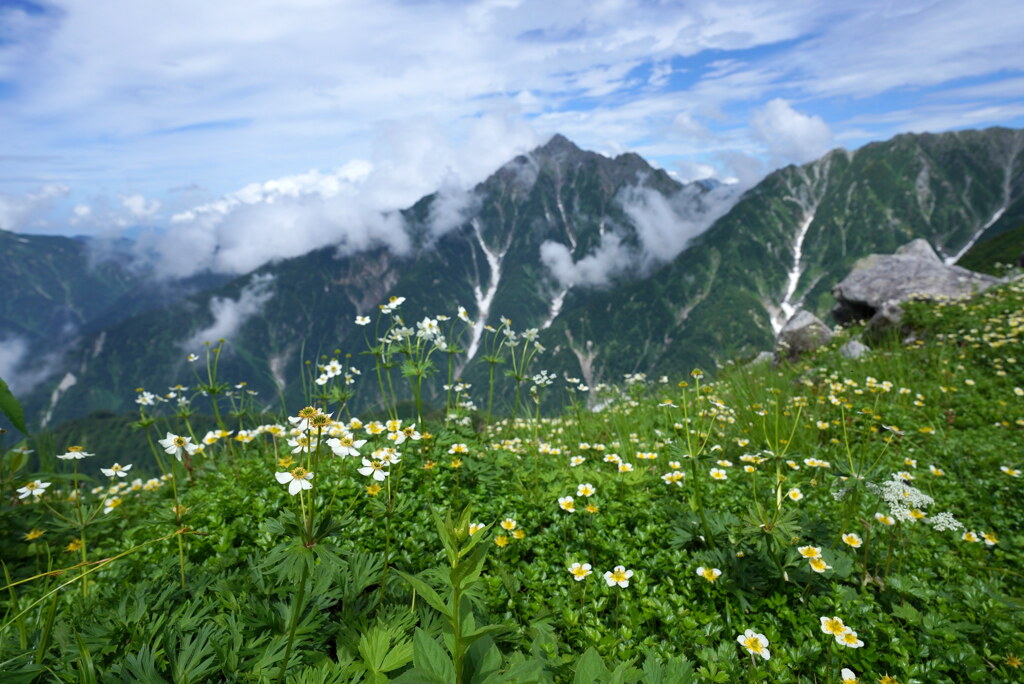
291,467,308,479
743,637,764,654
68,445,83,452
822,618,845,634
173,436,187,447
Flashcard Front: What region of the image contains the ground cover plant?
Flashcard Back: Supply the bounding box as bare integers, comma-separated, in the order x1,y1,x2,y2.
1,280,1023,683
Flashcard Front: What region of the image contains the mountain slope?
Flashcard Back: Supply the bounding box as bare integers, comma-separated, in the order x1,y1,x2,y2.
29,136,715,424
20,127,1024,426
542,127,1024,386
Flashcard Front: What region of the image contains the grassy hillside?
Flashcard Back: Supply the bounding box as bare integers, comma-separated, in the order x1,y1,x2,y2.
2,282,1023,681
958,220,1024,275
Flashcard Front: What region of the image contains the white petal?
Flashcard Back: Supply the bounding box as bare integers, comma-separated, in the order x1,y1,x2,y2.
275,471,293,484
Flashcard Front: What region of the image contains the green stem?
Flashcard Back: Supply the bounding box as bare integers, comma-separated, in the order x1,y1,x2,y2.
278,558,310,684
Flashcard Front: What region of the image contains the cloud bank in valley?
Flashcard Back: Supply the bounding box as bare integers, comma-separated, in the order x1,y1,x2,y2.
540,181,744,289
184,273,276,350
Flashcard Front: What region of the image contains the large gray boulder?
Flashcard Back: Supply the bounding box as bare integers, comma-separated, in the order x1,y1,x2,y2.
775,310,833,361
832,239,1000,324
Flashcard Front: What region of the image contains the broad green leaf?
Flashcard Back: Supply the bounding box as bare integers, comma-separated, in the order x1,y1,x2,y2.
0,377,27,435
411,628,455,682
573,648,610,684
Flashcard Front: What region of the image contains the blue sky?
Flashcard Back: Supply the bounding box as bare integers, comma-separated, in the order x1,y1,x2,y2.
1,0,1022,273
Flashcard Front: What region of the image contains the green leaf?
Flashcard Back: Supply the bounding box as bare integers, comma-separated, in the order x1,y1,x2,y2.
573,648,610,684
450,541,489,588
431,508,459,566
394,570,452,619
0,376,27,435
411,628,455,682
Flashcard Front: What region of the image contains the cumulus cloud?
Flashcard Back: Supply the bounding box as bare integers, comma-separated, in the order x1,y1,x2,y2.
752,99,834,164
120,193,161,217
184,274,275,349
542,180,744,288
133,111,539,277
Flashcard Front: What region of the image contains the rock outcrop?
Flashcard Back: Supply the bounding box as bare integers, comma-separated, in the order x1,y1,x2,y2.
832,239,1000,324
775,310,832,361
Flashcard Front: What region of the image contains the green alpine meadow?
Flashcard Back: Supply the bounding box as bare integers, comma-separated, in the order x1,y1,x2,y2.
5,3,1024,681
2,260,1023,681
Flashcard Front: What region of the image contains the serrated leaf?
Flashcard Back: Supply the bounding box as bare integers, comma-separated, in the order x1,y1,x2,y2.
573,647,610,684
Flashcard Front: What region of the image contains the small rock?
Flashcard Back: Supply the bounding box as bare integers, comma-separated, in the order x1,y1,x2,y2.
840,339,870,359
776,310,833,361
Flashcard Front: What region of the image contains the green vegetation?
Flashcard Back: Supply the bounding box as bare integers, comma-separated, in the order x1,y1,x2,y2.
24,128,1024,432
959,221,1024,275
2,279,1023,682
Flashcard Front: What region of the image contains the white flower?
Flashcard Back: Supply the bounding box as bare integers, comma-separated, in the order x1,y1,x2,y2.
841,668,859,684
358,457,389,481
835,629,864,648
101,463,132,478
603,565,633,588
326,434,366,458
568,562,592,581
558,495,575,512
355,315,371,325
275,467,314,495
17,480,50,499
57,447,94,460
736,629,770,660
576,483,595,497
158,432,199,461
696,566,722,582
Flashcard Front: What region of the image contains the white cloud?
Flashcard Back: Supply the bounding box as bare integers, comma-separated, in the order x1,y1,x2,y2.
120,193,161,217
752,99,834,164
619,182,742,269
136,112,539,277
540,234,634,289
0,335,59,394
1,0,1022,240
541,179,744,288
184,273,276,349
0,184,69,233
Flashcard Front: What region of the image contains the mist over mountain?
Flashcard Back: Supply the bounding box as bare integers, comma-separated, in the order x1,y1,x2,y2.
4,127,1022,428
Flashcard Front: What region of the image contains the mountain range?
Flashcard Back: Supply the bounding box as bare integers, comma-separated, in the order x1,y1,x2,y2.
3,126,1022,429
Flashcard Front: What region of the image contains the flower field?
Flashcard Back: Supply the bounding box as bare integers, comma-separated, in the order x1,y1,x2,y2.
2,280,1023,683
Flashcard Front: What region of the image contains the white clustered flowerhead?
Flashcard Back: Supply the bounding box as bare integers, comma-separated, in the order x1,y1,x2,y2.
867,474,935,522
275,467,314,495
736,629,770,660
